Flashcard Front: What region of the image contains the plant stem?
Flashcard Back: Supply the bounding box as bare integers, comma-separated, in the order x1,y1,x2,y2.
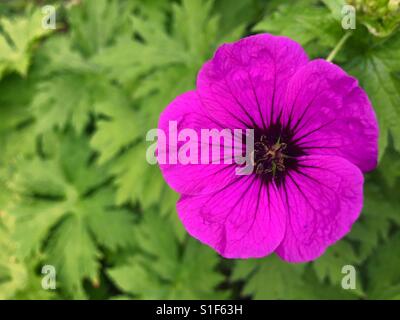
326,32,353,62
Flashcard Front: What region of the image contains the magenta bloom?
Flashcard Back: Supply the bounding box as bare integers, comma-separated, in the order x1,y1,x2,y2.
158,34,378,262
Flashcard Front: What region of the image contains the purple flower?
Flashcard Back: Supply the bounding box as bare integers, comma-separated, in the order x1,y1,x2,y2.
157,34,378,262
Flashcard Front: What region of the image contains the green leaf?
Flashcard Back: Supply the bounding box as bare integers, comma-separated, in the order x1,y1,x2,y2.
366,232,400,299
32,74,100,134
312,241,364,296
0,73,38,209
321,0,347,21
94,0,243,96
0,211,27,299
67,0,131,58
0,211,54,299
0,8,51,77
30,0,137,135
90,86,142,164
0,73,36,163
109,143,178,214
45,214,100,297
91,0,242,208
233,255,359,299
108,211,228,299
253,0,343,58
89,86,170,209
348,33,400,156
232,255,308,299
212,0,261,37
9,132,136,298
376,143,400,187
31,36,140,135
36,35,98,75
0,74,33,131
348,173,400,261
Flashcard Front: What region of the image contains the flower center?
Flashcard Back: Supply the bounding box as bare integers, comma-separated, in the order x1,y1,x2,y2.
252,135,288,178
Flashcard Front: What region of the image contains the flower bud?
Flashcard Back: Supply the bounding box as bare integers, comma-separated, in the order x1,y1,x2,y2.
346,0,400,37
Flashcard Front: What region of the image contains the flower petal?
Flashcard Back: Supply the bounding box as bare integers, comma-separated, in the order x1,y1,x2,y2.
276,155,363,263
158,91,240,196
197,34,309,130
177,177,286,258
282,59,378,172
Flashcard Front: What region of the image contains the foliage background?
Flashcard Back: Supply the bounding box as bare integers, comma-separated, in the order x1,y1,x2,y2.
0,0,399,300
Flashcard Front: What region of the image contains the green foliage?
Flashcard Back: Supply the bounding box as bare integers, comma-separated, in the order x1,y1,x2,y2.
0,7,51,78
254,0,345,58
0,0,399,300
89,0,243,207
366,232,400,299
232,256,309,299
8,132,136,298
0,211,27,299
108,212,227,299
348,33,400,156
232,255,359,299
0,211,54,299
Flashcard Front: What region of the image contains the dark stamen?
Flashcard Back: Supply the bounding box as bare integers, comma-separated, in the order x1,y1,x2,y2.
251,123,306,186
253,135,288,176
